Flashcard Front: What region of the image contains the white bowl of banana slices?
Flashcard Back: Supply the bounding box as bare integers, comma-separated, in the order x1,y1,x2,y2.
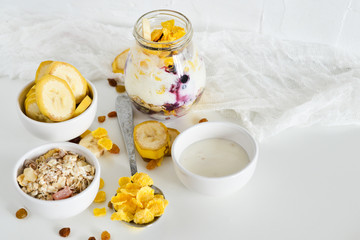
17,61,97,142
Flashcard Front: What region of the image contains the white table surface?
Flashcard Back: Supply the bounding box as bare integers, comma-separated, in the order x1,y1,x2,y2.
2,1,360,239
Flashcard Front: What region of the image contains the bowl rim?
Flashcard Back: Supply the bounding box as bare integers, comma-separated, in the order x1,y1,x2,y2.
171,121,259,181
17,79,98,125
13,142,101,205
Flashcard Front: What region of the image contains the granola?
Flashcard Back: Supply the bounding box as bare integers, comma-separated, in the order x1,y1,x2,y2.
17,148,95,200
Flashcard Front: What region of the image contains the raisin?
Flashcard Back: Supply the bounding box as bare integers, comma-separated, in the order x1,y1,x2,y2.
199,118,208,123
107,78,117,87
180,74,189,83
107,201,113,209
116,85,126,93
101,230,111,240
98,116,106,123
15,208,28,219
107,111,117,118
68,136,81,144
88,237,96,240
108,143,120,154
59,227,70,237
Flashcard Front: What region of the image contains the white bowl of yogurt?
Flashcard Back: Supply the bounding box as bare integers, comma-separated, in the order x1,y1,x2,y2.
171,122,258,196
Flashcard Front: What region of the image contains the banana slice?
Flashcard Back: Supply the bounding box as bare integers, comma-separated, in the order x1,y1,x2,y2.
134,120,170,160
142,18,151,40
79,133,105,158
165,128,180,156
36,74,75,121
26,85,36,97
35,60,53,83
47,61,88,103
73,95,92,117
25,96,52,122
112,48,130,74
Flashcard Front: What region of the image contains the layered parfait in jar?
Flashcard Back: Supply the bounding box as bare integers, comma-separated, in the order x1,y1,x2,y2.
125,10,206,120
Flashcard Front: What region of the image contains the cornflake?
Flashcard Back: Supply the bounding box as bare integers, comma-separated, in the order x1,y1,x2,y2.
16,148,95,200
110,172,168,224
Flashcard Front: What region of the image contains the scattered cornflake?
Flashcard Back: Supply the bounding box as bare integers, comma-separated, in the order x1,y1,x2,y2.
98,138,113,151
99,178,104,189
131,172,153,187
94,191,106,203
118,177,131,188
93,207,107,217
92,128,108,139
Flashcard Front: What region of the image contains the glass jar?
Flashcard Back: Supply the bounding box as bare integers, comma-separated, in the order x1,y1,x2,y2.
125,9,206,120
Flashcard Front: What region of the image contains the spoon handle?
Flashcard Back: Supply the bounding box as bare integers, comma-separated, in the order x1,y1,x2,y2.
115,94,137,176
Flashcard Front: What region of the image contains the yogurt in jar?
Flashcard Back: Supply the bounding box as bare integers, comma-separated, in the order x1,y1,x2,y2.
125,10,206,120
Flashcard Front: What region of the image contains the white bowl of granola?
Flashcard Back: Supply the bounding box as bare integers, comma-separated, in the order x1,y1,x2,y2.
13,142,100,219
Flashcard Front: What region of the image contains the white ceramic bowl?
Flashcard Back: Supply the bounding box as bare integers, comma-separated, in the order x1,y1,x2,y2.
13,142,100,219
171,122,259,196
17,80,97,141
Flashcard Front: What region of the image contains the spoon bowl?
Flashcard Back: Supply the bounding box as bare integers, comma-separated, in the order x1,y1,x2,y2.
115,94,165,227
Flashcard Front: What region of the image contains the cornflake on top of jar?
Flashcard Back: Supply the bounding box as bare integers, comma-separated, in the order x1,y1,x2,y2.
16,148,95,200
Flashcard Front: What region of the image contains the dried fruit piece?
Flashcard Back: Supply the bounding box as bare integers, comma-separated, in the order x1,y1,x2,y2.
15,208,28,219
94,191,106,203
107,111,117,118
101,231,111,240
98,116,106,123
108,201,113,209
53,186,72,200
107,78,117,87
108,143,120,154
59,227,70,237
68,136,81,144
98,137,113,151
93,207,106,217
146,157,163,170
112,48,130,74
115,85,126,93
73,95,92,117
199,118,208,123
99,178,104,189
88,237,96,240
134,121,170,160
36,74,75,121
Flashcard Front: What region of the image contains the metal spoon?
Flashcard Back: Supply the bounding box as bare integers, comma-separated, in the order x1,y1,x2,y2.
115,94,164,227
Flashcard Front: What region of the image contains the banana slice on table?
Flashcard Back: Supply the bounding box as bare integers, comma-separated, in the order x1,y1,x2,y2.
112,48,130,74
35,60,53,83
36,74,75,122
79,133,105,158
46,61,88,103
134,120,170,160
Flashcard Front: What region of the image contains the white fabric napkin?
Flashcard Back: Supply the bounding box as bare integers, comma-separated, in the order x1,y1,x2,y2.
2,9,360,141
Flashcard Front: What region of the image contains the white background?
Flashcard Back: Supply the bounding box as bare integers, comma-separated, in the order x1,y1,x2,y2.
1,0,360,239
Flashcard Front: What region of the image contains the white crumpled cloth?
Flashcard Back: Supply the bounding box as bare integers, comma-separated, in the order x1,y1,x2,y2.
2,10,360,141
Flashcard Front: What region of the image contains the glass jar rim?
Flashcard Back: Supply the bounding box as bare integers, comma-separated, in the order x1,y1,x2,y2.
133,9,193,51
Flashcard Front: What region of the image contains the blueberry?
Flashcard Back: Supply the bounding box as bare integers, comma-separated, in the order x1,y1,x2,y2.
180,75,189,83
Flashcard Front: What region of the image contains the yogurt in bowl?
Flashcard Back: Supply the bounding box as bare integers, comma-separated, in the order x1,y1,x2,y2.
171,122,259,196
